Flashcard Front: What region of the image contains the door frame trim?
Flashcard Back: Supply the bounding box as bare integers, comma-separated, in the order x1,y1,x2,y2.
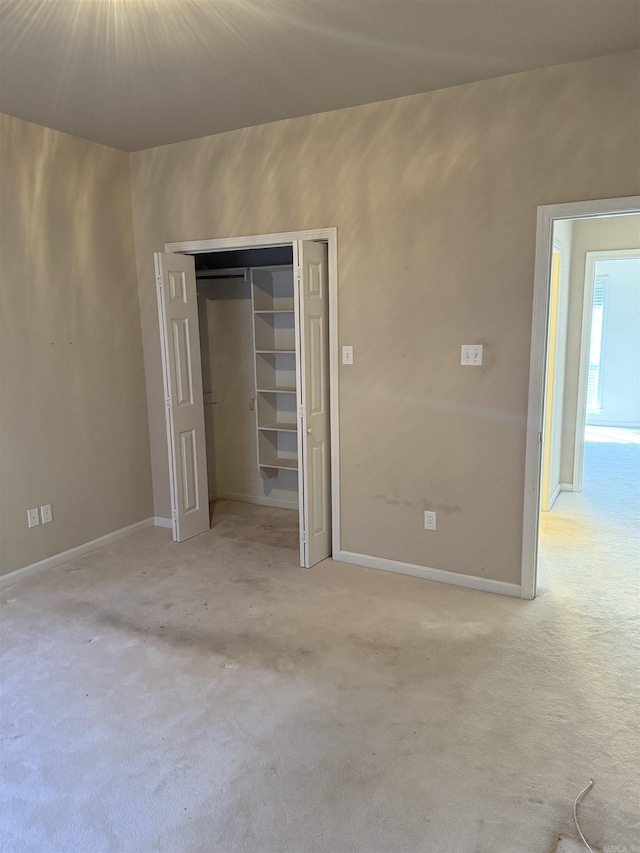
574,248,640,490
521,196,640,600
165,227,341,558
539,241,564,513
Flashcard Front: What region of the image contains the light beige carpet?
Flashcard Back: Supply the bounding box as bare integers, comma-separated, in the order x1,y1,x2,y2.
1,453,638,852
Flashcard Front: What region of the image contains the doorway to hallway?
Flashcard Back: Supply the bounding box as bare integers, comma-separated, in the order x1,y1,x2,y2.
522,196,640,599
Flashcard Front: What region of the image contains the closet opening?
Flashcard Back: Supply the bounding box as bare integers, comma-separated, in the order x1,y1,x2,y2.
155,230,338,570
196,247,300,555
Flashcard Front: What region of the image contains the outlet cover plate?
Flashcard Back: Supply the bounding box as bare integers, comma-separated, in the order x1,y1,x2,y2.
424,511,437,531
41,504,53,524
27,508,40,528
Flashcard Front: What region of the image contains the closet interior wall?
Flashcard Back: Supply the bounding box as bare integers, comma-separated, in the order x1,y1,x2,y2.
196,267,299,510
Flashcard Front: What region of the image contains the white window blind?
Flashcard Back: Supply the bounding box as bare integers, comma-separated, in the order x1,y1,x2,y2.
586,276,608,411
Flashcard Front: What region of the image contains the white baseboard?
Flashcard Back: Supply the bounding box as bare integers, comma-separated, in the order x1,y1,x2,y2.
0,517,156,590
336,550,521,598
543,481,574,511
214,491,298,511
544,482,562,511
154,517,173,529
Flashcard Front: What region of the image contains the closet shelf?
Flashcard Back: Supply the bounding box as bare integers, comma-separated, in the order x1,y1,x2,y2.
252,266,298,479
257,386,297,394
259,422,297,432
259,457,298,471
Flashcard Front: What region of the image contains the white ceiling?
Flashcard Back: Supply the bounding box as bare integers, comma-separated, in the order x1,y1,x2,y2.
0,0,638,152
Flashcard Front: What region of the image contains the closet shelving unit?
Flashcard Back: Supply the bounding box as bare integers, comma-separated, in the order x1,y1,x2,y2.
251,267,299,476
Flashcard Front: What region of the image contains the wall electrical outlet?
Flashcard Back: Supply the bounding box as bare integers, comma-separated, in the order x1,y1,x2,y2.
424,511,437,531
27,508,40,528
342,345,353,365
461,344,483,365
41,504,53,524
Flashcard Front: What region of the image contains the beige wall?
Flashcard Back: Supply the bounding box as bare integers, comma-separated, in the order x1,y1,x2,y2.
130,51,639,585
560,213,640,483
0,114,153,575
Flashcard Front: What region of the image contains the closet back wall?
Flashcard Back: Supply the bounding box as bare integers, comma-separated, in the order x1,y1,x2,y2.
198,277,298,508
130,51,639,586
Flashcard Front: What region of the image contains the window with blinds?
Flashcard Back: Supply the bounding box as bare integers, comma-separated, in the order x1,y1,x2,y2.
586,276,608,411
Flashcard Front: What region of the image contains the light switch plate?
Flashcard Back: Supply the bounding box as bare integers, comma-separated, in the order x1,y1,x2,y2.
342,345,353,365
27,508,40,528
461,344,483,365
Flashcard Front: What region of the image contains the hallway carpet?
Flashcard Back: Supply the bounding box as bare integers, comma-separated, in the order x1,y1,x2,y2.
1,489,638,852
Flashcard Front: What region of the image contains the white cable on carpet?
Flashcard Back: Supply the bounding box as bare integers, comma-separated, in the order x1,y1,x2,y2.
574,778,595,852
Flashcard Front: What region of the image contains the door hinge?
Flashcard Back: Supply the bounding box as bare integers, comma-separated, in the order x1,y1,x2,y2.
301,532,308,543
156,275,163,288
295,267,302,281
298,406,304,417
166,396,172,410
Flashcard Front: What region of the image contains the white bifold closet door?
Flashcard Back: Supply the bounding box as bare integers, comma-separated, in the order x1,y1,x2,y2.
295,240,331,568
155,252,210,542
155,244,331,564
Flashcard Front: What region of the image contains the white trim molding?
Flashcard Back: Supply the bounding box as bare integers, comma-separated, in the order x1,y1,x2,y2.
522,196,640,601
541,482,574,515
547,482,562,511
165,227,341,558
337,550,521,598
0,517,156,590
154,517,173,529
